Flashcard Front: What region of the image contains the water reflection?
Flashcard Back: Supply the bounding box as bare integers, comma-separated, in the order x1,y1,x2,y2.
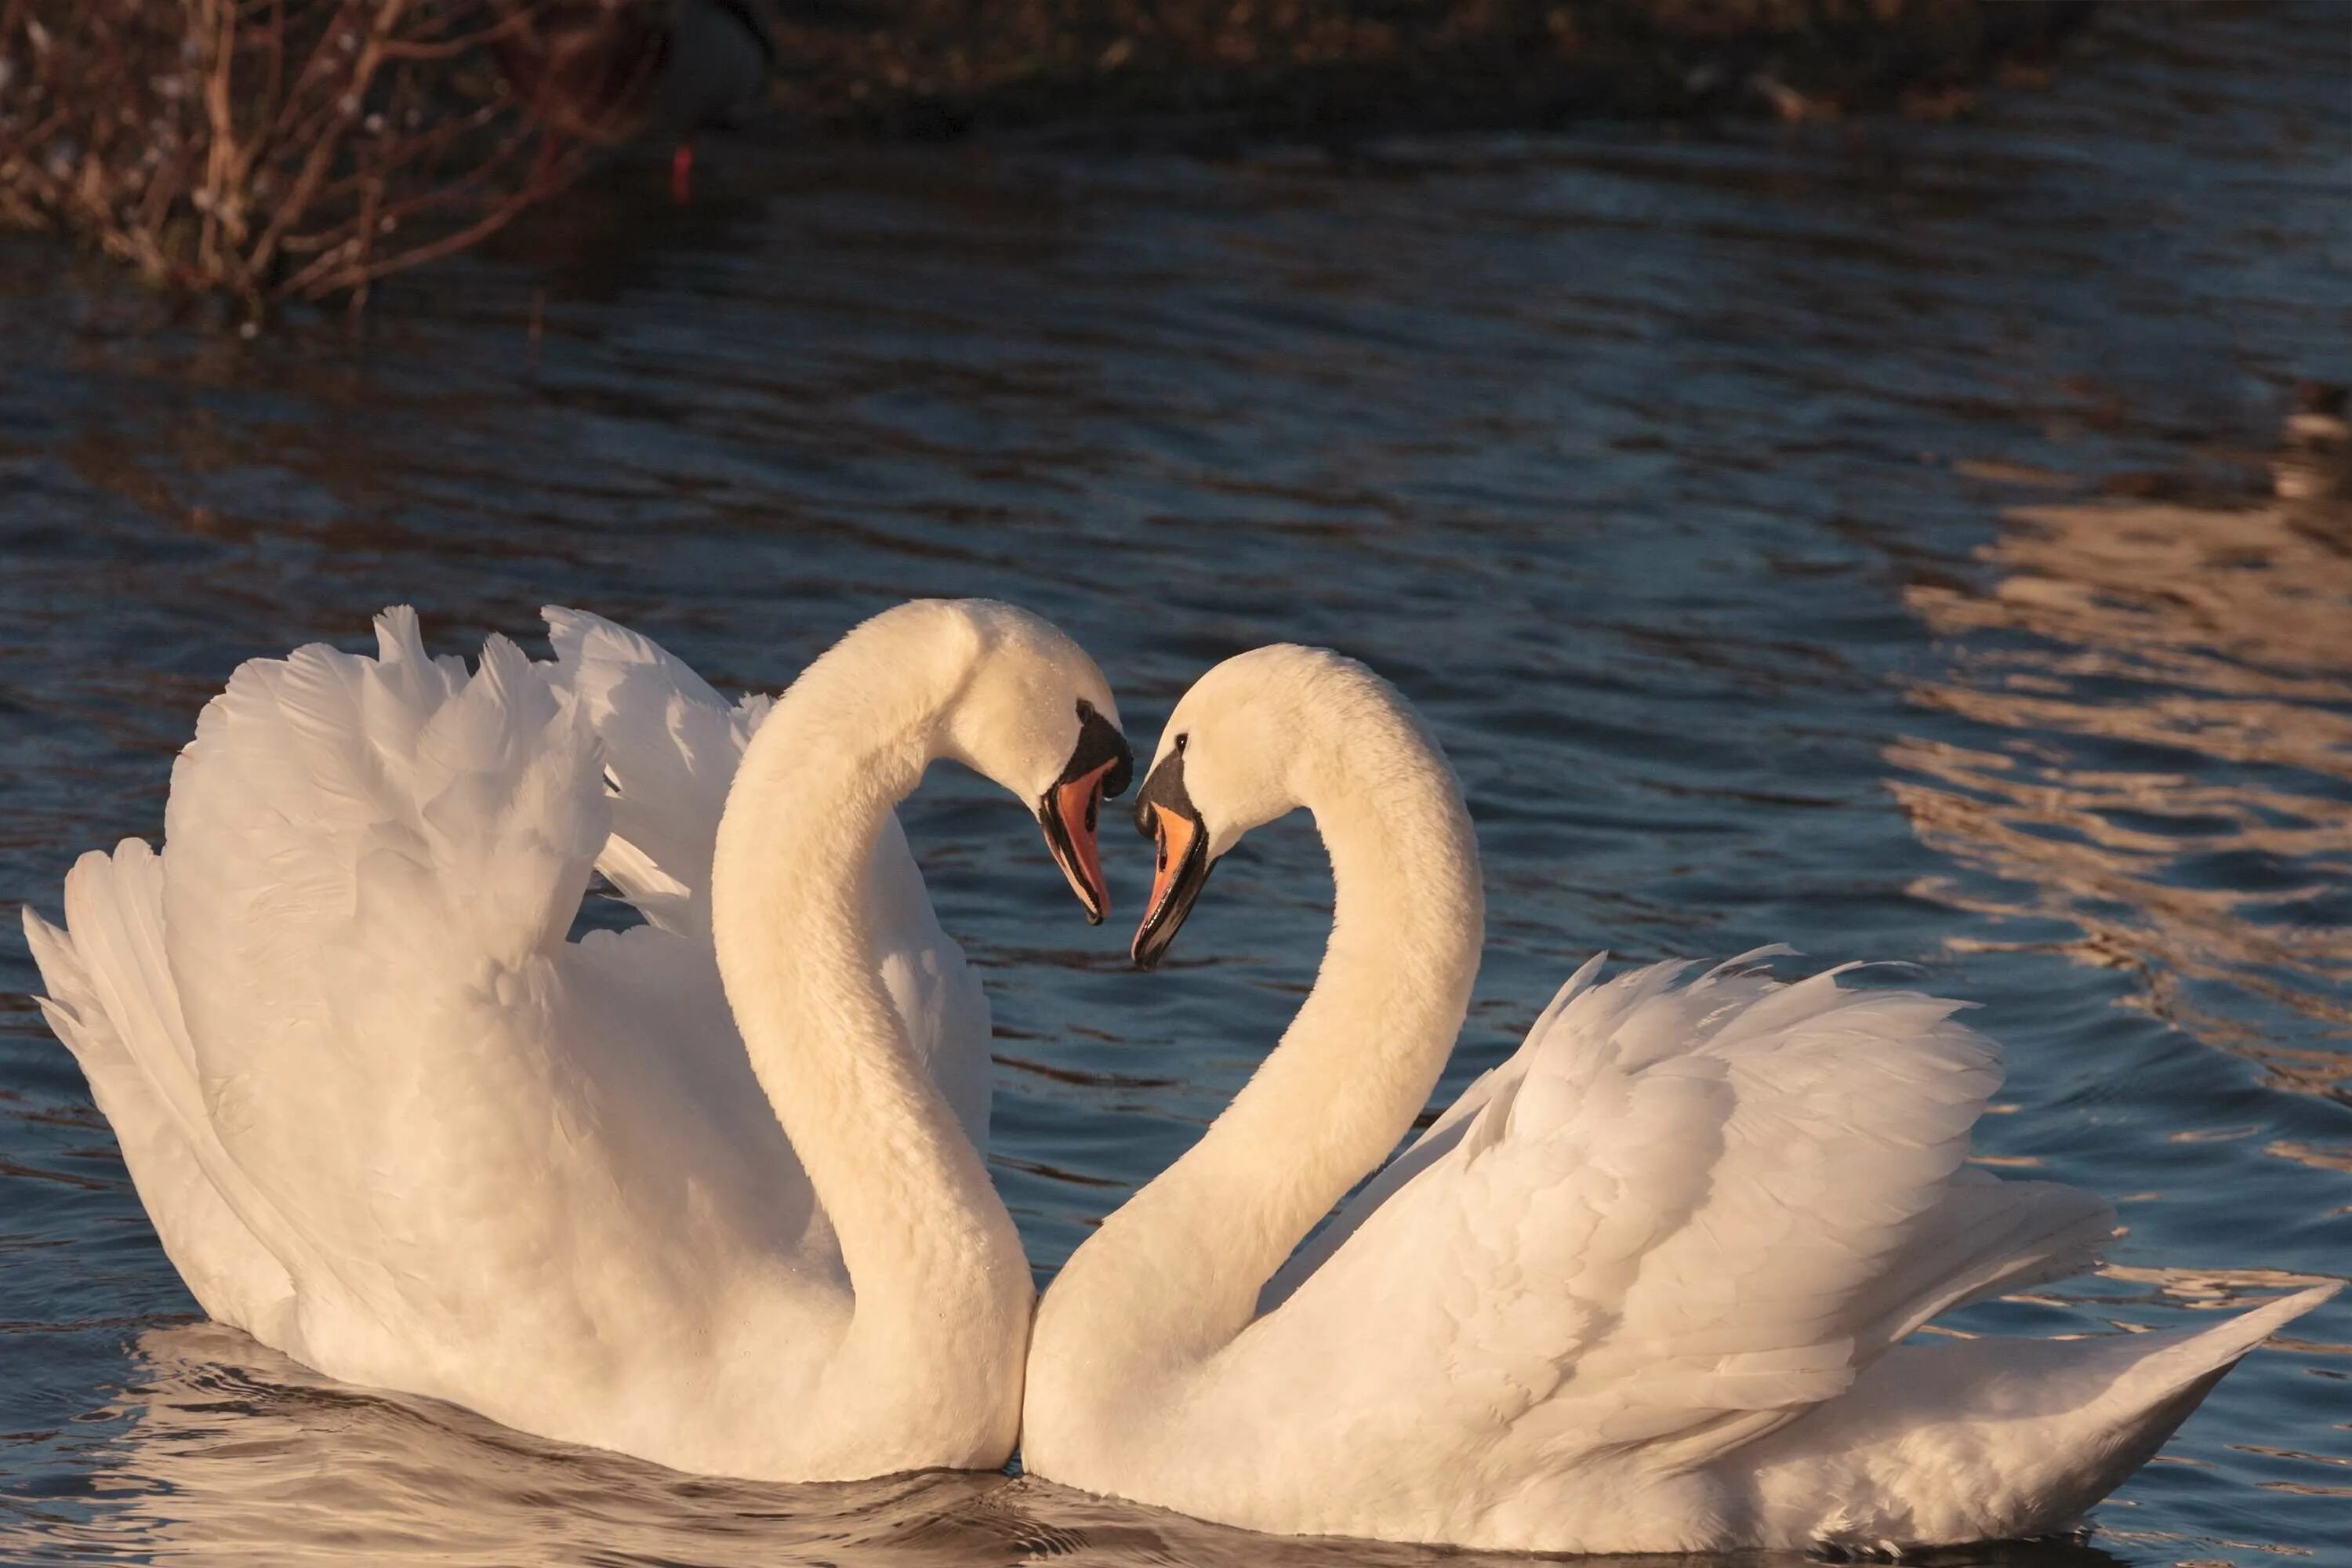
5,1323,2151,1568
1897,421,2352,1104
0,1324,1870,1568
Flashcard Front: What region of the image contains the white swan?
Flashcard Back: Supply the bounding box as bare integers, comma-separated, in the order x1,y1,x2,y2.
1023,644,2337,1555
23,598,1132,1481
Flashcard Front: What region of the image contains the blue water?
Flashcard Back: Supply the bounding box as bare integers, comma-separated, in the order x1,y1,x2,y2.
2,4,2347,1562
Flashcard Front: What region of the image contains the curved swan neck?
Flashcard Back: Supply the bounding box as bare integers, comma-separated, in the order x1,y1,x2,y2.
1054,681,1484,1370
710,616,1025,1348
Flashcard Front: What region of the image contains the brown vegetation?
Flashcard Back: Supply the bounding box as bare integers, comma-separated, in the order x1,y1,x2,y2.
2,1,2092,313
0,1,608,310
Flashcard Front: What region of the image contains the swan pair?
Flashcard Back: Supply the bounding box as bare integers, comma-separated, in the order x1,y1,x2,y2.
24,601,2332,1555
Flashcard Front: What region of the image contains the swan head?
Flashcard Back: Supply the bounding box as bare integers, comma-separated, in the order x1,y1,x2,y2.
1130,644,1398,968
923,601,1134,924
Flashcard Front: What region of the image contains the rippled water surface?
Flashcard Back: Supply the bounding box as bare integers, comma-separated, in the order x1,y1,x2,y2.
4,4,2349,1563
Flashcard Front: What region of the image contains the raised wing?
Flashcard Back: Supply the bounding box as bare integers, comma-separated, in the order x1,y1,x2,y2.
543,606,770,939
542,606,992,1153
1221,954,2113,1488
158,608,612,1326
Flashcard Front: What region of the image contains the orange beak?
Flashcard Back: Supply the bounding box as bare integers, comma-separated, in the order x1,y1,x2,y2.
1142,804,1198,929
1132,800,1210,970
1038,760,1118,924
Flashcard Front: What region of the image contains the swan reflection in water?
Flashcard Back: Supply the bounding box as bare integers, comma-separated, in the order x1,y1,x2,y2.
1898,421,2352,1107
17,1323,1011,1568
8,1321,2140,1568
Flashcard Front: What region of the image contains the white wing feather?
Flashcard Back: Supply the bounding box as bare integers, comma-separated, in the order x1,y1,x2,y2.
542,606,768,939
21,849,296,1339
150,610,622,1350
1215,956,2117,1490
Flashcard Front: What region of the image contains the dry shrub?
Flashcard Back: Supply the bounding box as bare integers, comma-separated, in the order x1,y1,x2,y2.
0,1,601,311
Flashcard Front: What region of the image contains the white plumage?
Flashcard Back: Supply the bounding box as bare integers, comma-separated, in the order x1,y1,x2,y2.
25,601,1122,1481
1024,644,2337,1554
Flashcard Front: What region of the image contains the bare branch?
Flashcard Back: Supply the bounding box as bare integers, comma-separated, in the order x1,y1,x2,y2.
2,0,611,314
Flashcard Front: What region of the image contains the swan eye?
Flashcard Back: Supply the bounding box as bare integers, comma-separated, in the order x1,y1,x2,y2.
1174,734,1189,753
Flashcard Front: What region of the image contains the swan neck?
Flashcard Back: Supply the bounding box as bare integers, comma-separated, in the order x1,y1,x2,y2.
709,637,1025,1350
1054,699,1483,1370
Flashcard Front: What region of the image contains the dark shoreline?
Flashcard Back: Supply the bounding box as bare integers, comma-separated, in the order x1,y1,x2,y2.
763,1,2098,149
0,0,2100,310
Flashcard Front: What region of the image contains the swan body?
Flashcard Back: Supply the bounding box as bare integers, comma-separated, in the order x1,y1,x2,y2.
1023,644,2337,1554
25,599,1128,1481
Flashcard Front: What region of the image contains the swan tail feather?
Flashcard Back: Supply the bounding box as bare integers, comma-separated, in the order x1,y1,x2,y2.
1755,1284,2340,1549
